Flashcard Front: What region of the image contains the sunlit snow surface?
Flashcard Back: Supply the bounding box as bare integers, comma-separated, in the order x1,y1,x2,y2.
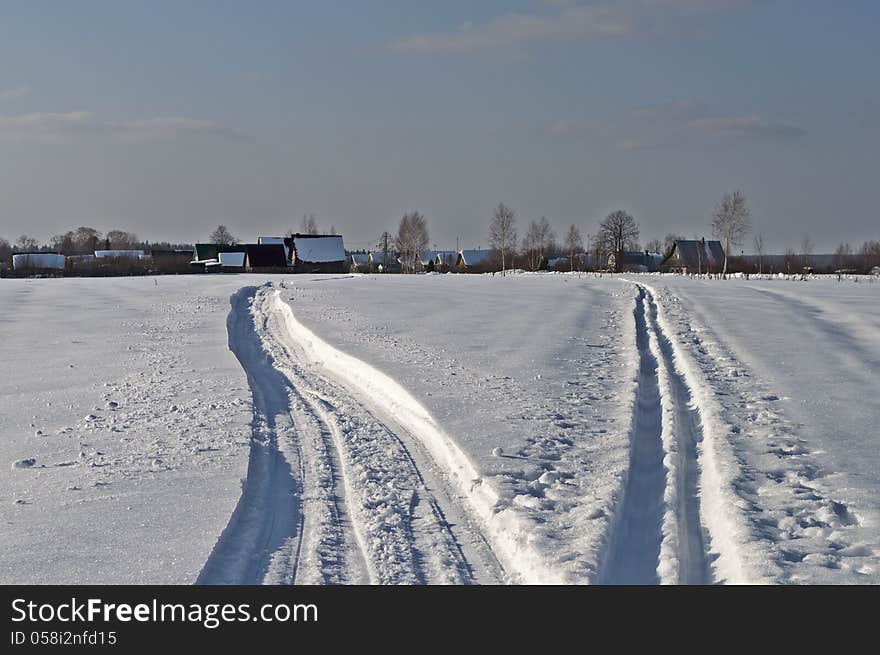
2,273,878,583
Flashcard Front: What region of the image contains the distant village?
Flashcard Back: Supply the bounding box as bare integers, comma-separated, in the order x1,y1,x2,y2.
3,196,880,278
5,232,879,278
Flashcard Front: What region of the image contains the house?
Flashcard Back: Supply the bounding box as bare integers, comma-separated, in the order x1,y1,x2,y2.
244,244,288,270
456,249,491,271
290,234,347,273
607,251,665,273
194,243,246,262
660,239,725,274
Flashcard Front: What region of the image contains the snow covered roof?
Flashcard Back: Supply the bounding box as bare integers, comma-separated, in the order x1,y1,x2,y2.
13,253,65,270
219,251,246,267
458,249,490,266
258,236,286,245
292,235,345,263
95,250,146,259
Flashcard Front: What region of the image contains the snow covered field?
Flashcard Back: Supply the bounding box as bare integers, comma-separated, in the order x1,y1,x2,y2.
2,273,878,584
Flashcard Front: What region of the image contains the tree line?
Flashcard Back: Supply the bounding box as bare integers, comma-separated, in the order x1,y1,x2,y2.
4,196,879,275
0,226,192,260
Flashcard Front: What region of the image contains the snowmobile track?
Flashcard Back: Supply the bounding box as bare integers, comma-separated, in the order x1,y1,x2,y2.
600,285,711,584
200,285,505,584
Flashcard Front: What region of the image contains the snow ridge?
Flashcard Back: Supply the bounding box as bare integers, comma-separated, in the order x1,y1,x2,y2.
202,285,507,584
270,287,572,583
641,282,770,583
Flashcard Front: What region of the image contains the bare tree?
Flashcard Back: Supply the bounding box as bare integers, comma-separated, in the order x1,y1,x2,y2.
564,224,583,272
801,235,813,269
597,210,640,271
834,242,852,270
394,211,429,273
753,233,765,274
521,217,555,271
488,203,517,276
50,232,75,253
645,238,663,254
784,248,797,274
0,237,11,261
711,190,751,275
107,230,139,249
15,235,40,251
301,213,319,235
210,225,239,245
861,240,880,272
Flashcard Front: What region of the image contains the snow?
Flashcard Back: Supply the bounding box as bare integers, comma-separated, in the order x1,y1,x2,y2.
292,236,345,263
2,272,878,584
630,274,880,583
0,276,257,583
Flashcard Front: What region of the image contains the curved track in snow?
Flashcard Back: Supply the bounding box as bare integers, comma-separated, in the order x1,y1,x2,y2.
200,285,505,584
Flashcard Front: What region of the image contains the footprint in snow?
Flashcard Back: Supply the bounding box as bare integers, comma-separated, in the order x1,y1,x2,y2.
12,458,36,469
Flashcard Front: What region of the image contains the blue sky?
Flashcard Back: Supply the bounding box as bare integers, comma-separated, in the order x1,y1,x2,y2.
1,1,878,251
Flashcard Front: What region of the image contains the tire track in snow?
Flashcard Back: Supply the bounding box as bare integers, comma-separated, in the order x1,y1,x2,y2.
600,288,666,584
643,287,710,584
197,287,304,585
199,287,371,585
204,285,502,584
262,289,499,584
268,286,569,583
600,285,711,584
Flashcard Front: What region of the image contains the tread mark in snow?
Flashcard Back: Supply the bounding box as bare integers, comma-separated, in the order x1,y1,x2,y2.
197,288,303,585
201,285,503,584
644,288,710,584
600,288,665,584
600,286,711,585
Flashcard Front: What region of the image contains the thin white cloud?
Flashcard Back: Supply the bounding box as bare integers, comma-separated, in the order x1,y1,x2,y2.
388,0,751,53
614,100,806,150
0,112,243,142
0,86,31,100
